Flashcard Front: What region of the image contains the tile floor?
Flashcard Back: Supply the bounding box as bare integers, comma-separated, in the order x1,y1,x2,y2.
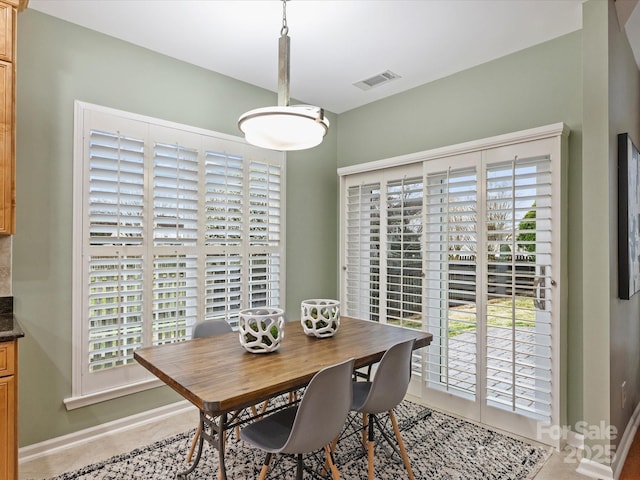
18,402,589,480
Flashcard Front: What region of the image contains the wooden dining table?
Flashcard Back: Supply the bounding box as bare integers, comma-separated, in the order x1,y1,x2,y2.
134,316,433,479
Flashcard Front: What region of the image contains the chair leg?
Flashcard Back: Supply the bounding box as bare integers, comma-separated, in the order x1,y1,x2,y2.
330,435,339,453
325,435,339,475
367,413,375,480
324,444,342,480
258,452,272,480
329,434,340,453
234,421,241,440
250,400,269,419
185,423,202,464
296,453,303,480
361,412,368,451
389,410,415,480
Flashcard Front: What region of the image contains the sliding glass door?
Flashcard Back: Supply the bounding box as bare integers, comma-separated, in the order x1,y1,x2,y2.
423,140,559,442
340,133,562,446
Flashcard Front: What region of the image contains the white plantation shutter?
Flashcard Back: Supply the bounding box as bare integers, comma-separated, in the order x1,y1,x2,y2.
88,130,144,245
249,161,281,246
153,142,199,245
344,182,381,321
484,153,553,422
86,127,146,377
87,255,143,372
247,160,282,310
152,254,198,345
342,167,422,325
205,254,242,327
424,162,479,400
205,152,243,246
385,177,423,329
74,102,285,399
203,151,246,328
249,253,281,308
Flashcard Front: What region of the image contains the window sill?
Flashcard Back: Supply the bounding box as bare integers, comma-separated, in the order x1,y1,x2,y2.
64,378,164,410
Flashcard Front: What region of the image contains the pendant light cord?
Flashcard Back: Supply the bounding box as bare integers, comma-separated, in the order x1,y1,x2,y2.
281,0,288,36
277,0,290,106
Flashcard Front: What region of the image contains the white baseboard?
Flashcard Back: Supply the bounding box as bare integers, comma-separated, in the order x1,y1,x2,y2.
18,400,197,464
575,400,640,480
576,458,614,480
567,430,584,449
611,401,640,479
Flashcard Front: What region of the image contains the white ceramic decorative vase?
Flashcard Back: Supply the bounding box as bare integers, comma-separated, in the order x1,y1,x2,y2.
238,308,286,353
300,299,340,338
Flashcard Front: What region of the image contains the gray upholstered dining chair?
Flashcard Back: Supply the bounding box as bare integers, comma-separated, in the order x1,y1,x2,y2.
185,319,234,464
350,338,416,480
192,318,234,338
240,357,356,480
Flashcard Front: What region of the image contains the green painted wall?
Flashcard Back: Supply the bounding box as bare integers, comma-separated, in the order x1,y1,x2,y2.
337,31,584,429
14,9,338,446
607,0,640,456
581,0,612,456
285,127,339,312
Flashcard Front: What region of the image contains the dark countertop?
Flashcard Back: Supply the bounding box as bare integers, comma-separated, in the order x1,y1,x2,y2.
0,314,23,341
0,297,23,341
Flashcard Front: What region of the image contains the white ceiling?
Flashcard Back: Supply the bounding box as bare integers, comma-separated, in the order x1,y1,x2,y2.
26,0,593,114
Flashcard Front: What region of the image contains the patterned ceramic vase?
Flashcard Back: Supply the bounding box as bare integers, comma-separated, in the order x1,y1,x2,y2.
300,299,340,338
238,307,286,353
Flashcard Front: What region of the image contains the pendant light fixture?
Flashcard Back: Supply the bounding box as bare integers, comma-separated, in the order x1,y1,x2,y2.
238,0,329,151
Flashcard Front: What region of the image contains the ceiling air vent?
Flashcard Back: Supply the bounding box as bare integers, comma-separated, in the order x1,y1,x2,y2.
353,70,401,91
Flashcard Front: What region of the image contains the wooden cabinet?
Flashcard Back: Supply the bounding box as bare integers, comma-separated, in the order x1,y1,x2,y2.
0,340,17,480
0,57,13,235
0,3,14,62
0,0,15,235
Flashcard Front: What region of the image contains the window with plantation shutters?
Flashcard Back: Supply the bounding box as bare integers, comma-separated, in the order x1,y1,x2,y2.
249,253,281,308
203,152,244,327
386,176,423,330
152,254,198,345
71,102,285,403
424,160,479,401
342,166,422,326
339,124,566,446
87,255,143,372
88,130,144,245
205,151,243,246
344,181,381,321
87,125,146,375
422,146,559,439
153,142,199,245
247,161,282,310
249,161,281,247
205,253,243,326
483,152,554,423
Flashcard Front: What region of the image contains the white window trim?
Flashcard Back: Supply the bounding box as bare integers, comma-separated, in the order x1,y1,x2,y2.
337,123,568,177
68,101,286,409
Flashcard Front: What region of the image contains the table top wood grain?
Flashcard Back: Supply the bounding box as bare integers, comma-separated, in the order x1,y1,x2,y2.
134,316,432,415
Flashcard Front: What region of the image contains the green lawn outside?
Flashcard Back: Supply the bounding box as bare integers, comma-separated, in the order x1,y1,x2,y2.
447,296,536,336
388,296,536,336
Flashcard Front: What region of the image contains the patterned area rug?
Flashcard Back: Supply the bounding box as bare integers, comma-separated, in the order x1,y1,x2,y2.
43,400,551,480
